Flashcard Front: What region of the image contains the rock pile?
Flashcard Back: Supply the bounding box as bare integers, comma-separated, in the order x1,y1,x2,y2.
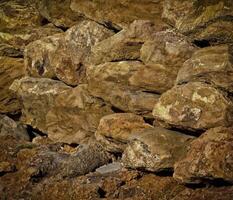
1,0,233,199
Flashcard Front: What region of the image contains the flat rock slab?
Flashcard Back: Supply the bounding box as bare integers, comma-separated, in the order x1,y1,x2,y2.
122,127,194,172
177,45,233,93
174,126,233,184
153,82,233,131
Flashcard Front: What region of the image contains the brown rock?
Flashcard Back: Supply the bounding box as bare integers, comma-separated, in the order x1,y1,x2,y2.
0,25,62,57
35,0,82,28
70,0,164,29
162,0,233,44
87,61,160,117
174,127,233,184
10,77,113,144
0,56,25,114
89,20,167,65
122,127,194,172
177,45,233,93
130,29,197,93
95,113,152,153
153,82,233,131
25,20,114,85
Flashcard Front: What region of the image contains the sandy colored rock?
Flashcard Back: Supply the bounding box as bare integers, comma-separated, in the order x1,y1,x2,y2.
95,113,152,153
153,82,233,131
0,114,29,141
89,20,167,65
87,61,160,117
0,56,25,114
174,126,233,184
177,45,233,92
10,77,113,144
122,127,194,172
0,25,62,57
25,20,114,85
129,29,197,93
35,0,82,28
162,0,233,44
70,0,164,29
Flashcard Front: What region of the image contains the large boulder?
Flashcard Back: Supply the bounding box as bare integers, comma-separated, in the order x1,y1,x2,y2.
122,127,194,172
177,45,233,93
0,56,25,114
130,29,197,93
10,77,113,144
162,0,233,44
70,0,164,29
153,82,233,131
87,61,160,117
25,20,114,85
95,113,152,153
174,126,233,184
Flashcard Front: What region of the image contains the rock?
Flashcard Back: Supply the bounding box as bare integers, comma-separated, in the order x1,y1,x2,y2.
70,0,164,29
122,127,194,172
0,114,29,141
177,45,233,93
0,25,63,57
95,113,152,153
153,82,233,131
132,29,197,93
25,20,114,85
172,186,233,200
87,61,160,117
0,0,42,30
174,126,233,184
96,162,122,174
0,56,25,114
10,77,113,144
35,0,82,28
89,20,167,65
162,0,233,44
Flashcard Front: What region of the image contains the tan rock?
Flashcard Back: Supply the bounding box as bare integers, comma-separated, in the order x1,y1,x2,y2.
177,45,233,92
122,127,194,172
153,82,233,131
25,20,114,85
130,29,196,93
70,0,164,29
174,127,233,184
0,56,25,114
87,61,160,117
95,113,152,153
0,25,62,57
89,20,167,65
162,0,233,44
10,77,113,144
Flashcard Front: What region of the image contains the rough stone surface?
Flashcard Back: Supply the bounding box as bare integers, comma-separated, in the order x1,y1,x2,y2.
174,126,233,184
153,82,233,131
89,20,168,66
122,127,194,172
0,114,29,141
0,56,25,114
177,45,233,93
35,0,82,28
0,25,62,57
133,29,197,93
70,0,164,29
25,20,114,85
87,61,160,117
10,77,113,144
162,0,233,44
95,113,152,153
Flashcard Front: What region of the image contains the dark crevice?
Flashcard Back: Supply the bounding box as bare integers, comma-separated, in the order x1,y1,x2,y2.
6,112,21,121
142,90,161,96
40,17,50,26
62,143,79,148
168,127,204,137
26,125,47,141
154,169,174,177
143,117,154,126
102,21,121,33
30,170,47,183
193,39,211,48
98,187,107,198
111,106,125,113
